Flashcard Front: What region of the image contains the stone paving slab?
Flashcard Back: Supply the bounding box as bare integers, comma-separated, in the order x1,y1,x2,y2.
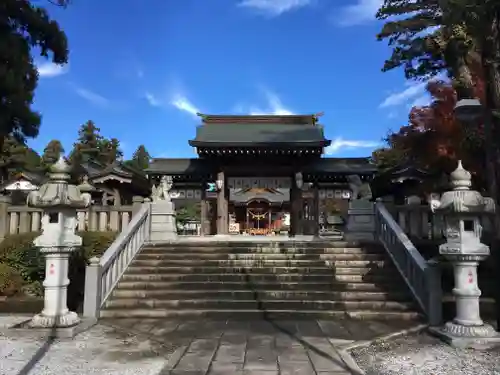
0,315,418,375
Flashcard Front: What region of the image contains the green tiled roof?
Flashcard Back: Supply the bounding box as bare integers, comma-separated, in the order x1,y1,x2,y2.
189,123,329,145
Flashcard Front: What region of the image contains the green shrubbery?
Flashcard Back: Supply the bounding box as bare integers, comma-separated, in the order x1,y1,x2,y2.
0,231,117,310
0,263,24,297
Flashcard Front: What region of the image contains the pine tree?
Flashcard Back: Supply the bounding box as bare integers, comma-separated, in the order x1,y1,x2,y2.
42,139,64,167
375,0,497,100
0,137,40,181
130,145,151,170
24,147,42,172
70,120,103,163
99,138,123,164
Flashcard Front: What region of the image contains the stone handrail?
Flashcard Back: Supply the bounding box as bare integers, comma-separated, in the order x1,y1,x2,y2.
83,203,151,319
375,202,442,325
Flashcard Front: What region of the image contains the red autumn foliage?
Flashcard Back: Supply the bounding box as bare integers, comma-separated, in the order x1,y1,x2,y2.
383,64,487,176
372,60,491,191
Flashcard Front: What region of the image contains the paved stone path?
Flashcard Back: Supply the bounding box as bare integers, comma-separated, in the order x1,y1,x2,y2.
0,315,418,375
107,318,416,375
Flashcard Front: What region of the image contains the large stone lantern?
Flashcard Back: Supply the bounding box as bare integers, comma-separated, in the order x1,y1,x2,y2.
429,160,500,348
26,157,91,328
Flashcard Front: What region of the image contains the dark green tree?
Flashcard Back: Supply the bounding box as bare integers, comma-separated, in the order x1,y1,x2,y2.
99,137,123,164
0,137,41,181
70,120,103,163
24,147,41,171
128,145,151,171
375,0,479,98
376,0,444,79
41,139,64,167
0,0,68,162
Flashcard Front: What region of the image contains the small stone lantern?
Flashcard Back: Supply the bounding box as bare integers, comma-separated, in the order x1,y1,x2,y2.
26,157,91,328
429,160,499,348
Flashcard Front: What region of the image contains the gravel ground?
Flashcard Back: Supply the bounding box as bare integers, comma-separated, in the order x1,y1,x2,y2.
0,315,175,375
350,331,500,375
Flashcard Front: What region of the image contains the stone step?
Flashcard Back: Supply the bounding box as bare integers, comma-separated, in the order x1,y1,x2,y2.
111,289,411,301
125,265,396,276
120,272,396,283
115,280,407,292
140,246,384,255
104,298,414,311
99,308,421,320
143,240,381,249
102,240,420,321
130,259,389,267
135,252,386,261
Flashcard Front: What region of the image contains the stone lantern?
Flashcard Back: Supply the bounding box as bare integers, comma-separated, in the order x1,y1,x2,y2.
26,157,91,328
429,160,500,348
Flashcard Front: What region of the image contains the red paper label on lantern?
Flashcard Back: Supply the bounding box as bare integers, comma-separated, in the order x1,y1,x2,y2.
49,264,55,275
468,271,473,284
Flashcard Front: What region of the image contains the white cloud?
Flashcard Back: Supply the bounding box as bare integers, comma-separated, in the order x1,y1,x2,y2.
379,81,427,108
170,94,200,118
74,87,109,107
238,0,311,16
248,91,295,115
144,92,162,107
410,94,431,108
325,137,380,155
335,0,382,26
36,61,68,78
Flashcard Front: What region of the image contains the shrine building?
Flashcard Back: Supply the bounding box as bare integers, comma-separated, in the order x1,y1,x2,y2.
146,114,377,236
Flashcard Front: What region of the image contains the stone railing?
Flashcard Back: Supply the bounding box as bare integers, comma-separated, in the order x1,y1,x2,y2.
83,202,151,319
391,204,494,241
375,202,442,325
0,197,146,240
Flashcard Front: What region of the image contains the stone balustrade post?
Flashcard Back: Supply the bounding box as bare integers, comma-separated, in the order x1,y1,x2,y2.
426,258,443,326
0,195,11,242
83,257,102,319
150,177,177,242
132,196,144,216
345,201,375,241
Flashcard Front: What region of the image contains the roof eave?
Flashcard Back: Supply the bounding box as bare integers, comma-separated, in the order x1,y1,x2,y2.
189,140,331,148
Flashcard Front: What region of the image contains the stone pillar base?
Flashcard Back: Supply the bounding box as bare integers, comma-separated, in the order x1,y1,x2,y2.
29,311,80,328
150,201,177,243
344,201,375,241
429,324,500,349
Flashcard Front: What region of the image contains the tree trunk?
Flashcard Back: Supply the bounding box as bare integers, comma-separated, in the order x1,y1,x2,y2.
481,8,500,332
0,135,6,183
481,9,500,199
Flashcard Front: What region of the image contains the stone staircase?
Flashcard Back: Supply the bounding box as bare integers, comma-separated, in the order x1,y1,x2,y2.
100,241,421,320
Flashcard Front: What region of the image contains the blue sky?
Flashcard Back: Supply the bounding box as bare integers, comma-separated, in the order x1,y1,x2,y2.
31,0,430,160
